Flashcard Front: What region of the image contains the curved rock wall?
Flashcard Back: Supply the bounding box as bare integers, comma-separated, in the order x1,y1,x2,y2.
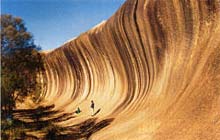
41,0,220,139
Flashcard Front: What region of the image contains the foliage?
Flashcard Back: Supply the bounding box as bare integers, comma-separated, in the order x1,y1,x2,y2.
1,14,45,117
1,14,40,52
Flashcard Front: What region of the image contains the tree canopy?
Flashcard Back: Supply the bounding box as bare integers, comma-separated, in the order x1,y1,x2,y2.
1,14,45,116
1,14,40,53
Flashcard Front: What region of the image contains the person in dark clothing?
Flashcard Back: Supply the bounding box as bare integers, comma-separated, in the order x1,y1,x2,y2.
91,100,95,114
75,107,81,114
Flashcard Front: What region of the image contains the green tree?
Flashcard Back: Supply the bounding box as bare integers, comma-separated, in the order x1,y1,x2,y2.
1,14,44,117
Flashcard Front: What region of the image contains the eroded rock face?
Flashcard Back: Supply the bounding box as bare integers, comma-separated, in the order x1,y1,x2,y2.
40,0,220,139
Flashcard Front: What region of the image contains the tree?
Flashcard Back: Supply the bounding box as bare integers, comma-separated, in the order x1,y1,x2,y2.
1,14,44,117
1,14,39,52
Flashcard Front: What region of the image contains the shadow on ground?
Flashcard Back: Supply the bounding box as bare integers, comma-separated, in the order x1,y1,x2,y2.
9,105,114,140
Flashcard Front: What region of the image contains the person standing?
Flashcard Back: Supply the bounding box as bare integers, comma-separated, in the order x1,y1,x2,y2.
91,100,95,115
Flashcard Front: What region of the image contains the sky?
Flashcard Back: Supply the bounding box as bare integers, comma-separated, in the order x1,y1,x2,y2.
1,0,126,50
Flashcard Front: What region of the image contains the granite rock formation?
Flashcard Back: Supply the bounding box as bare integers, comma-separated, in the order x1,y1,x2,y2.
39,0,220,139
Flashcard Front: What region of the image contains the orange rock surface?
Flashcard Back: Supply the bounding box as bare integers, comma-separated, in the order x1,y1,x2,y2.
35,0,220,139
